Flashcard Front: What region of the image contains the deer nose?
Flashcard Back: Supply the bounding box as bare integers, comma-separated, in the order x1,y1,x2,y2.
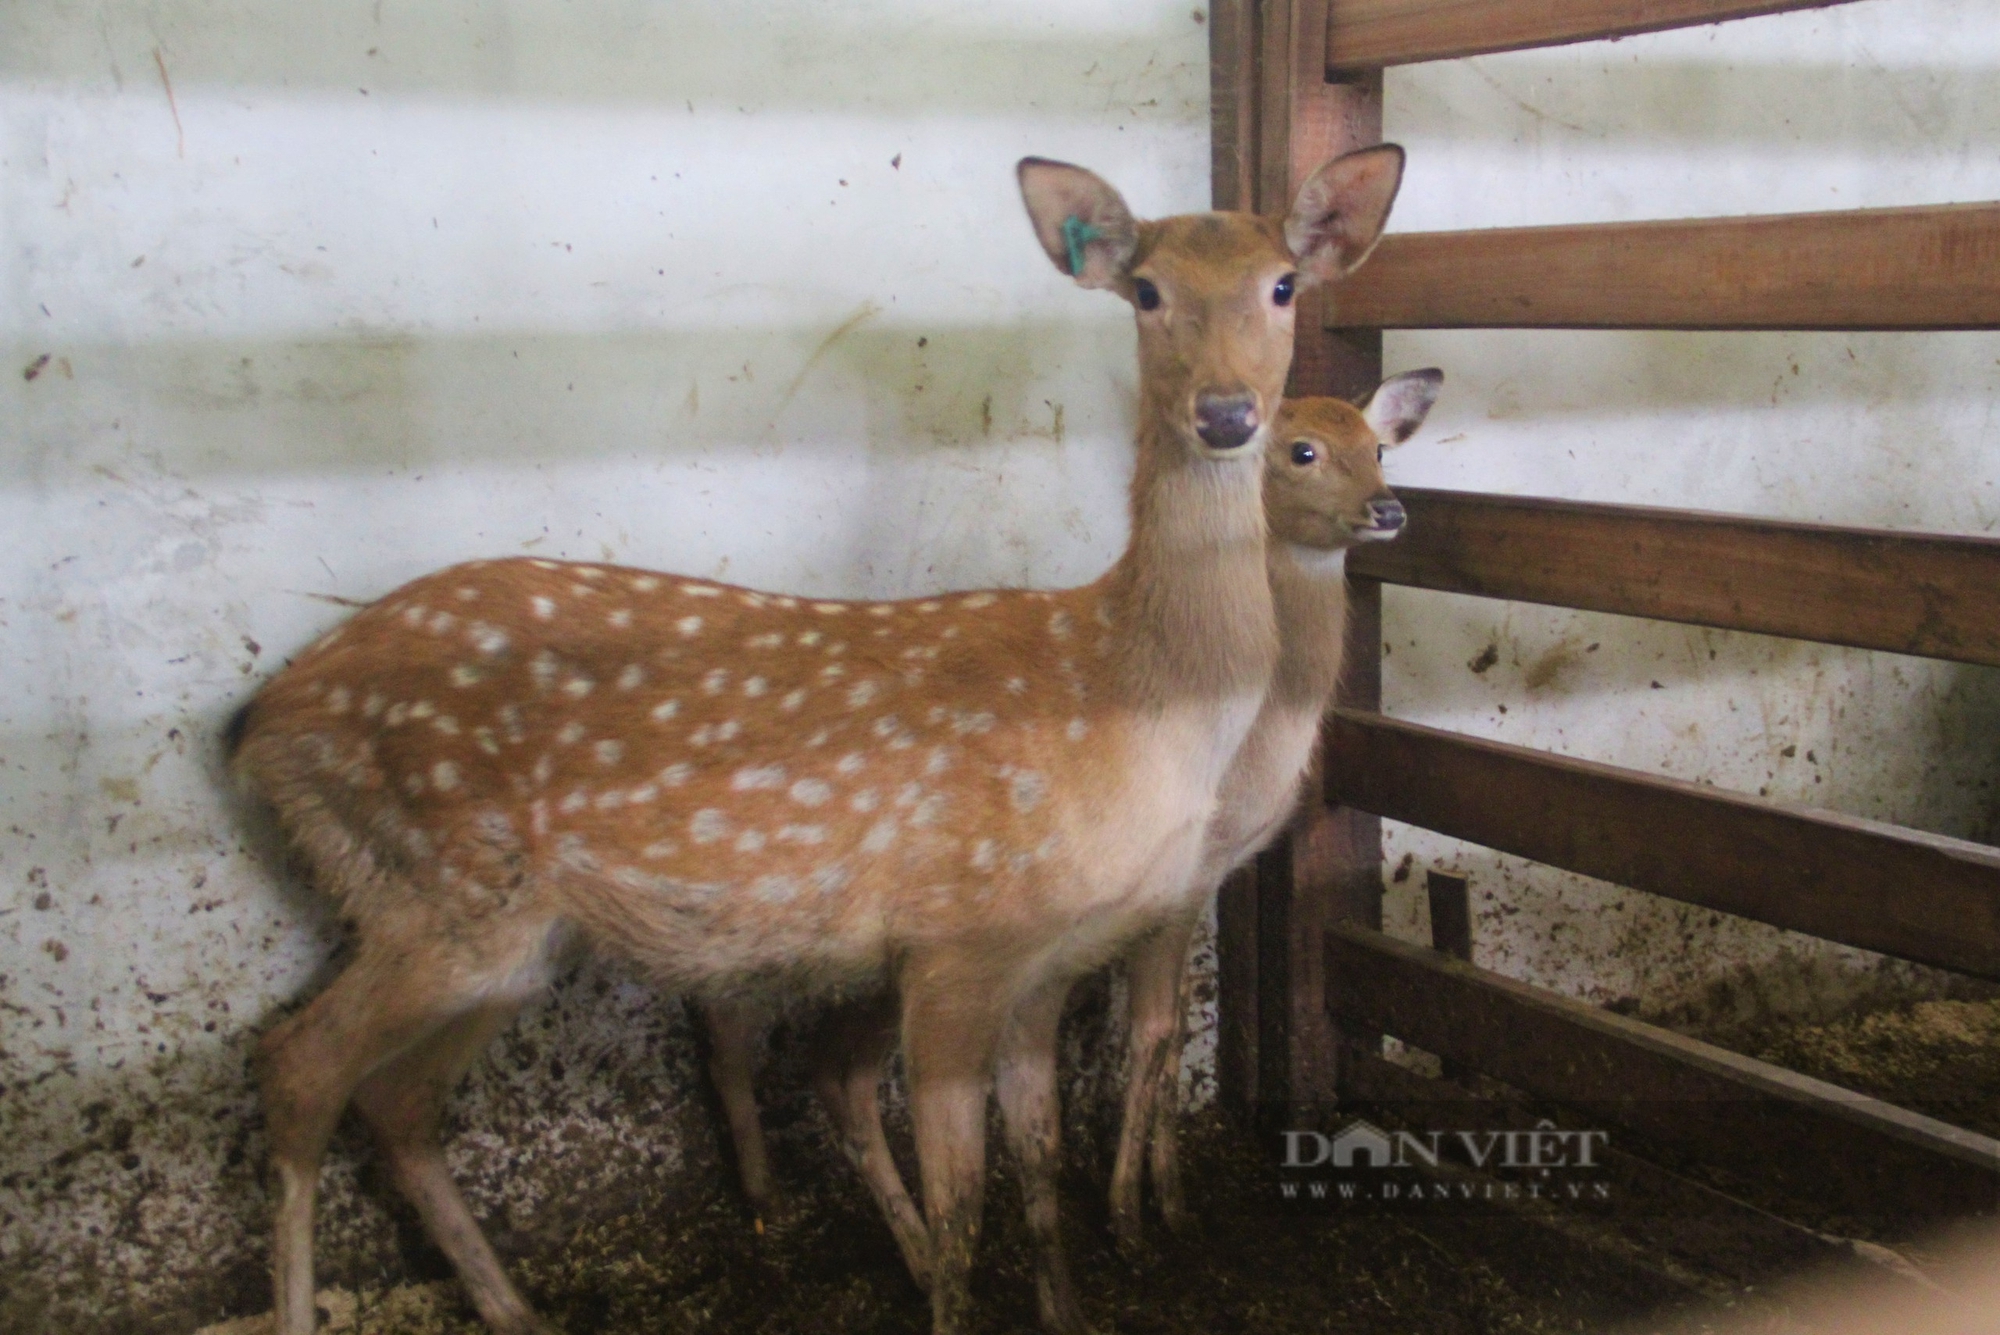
1366,497,1406,532
1194,392,1261,453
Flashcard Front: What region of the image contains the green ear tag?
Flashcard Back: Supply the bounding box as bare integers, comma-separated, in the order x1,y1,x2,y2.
1061,215,1104,277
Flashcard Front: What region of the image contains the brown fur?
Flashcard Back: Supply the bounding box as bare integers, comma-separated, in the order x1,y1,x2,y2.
233,147,1405,1335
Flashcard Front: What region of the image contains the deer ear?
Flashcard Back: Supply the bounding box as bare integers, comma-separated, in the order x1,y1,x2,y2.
1017,158,1139,290
1361,368,1442,446
1285,144,1406,284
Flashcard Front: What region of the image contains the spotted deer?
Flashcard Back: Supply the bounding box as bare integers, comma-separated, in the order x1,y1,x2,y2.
696,378,1442,1277
229,145,1406,1335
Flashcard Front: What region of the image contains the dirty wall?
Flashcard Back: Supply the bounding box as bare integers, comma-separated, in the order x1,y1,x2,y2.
1378,0,2000,1035
0,3,1208,1329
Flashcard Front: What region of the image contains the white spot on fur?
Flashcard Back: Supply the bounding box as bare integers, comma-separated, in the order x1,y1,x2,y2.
595,789,625,810
733,765,786,792
530,560,558,571
702,668,729,694
1006,677,1027,695
628,783,658,804
790,778,833,806
916,601,942,613
531,596,556,620
660,762,694,786
531,801,550,836
677,615,704,637
735,828,767,853
617,664,645,691
1010,771,1048,812
643,839,677,858
450,665,483,689
498,704,526,743
409,701,436,720
557,722,586,746
385,702,410,727
718,720,741,740
531,651,559,688
778,824,826,845
474,727,501,755
970,840,997,871
741,591,768,609
747,632,783,650
470,623,510,656
797,631,823,647
682,584,722,598
326,686,352,714
431,761,459,791
630,575,661,593
577,566,604,581
689,724,714,746
595,739,624,766
781,689,807,711
850,788,879,813
363,693,386,718
744,676,768,697
563,677,594,699
847,680,879,707
821,663,846,680
608,608,633,629
429,611,457,635
960,593,996,609
751,873,798,903
1067,718,1088,741
869,603,895,616
690,809,729,843
861,818,898,853
871,715,900,739
925,747,951,776
1048,611,1073,639
812,602,845,614
402,604,427,627
836,753,865,776
811,864,852,895
651,699,681,722
911,794,945,828
560,789,588,814
432,715,459,735
533,755,554,785
951,711,996,736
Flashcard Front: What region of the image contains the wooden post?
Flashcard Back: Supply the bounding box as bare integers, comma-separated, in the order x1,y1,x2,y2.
1213,0,1388,1122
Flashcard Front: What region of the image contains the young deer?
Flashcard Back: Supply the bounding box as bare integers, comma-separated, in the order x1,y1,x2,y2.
1106,380,1441,1250
695,379,1442,1274
229,146,1406,1335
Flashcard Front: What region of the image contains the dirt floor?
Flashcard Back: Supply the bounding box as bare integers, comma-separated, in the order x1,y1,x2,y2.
196,1108,1711,1335
191,995,2000,1335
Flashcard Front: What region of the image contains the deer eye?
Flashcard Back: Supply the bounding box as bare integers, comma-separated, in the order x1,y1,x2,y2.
1133,278,1161,311
1289,440,1318,466
1376,444,1384,462
1273,273,1297,307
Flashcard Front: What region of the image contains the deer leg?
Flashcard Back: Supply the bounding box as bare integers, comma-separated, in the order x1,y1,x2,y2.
995,978,1094,1335
350,1000,552,1335
695,996,779,1220
901,958,1006,1335
810,995,932,1289
1109,914,1198,1252
258,943,485,1335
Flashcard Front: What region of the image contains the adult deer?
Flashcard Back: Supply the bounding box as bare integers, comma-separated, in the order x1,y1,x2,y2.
228,145,1405,1335
697,380,1442,1278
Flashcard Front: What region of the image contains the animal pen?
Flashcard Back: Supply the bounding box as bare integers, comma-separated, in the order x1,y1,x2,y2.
1214,0,2000,1227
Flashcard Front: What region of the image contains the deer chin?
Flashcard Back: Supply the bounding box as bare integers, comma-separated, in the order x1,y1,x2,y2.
1351,523,1402,542
1283,544,1349,576
1189,422,1269,462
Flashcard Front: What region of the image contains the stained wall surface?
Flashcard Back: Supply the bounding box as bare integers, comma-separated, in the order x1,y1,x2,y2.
0,3,1209,1328
1377,0,2000,1030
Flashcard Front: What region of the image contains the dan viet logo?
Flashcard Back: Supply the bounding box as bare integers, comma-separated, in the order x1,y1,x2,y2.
1274,1118,1614,1212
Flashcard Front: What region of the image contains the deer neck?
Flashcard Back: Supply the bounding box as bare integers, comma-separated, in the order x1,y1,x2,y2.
1266,544,1349,712
1098,418,1278,714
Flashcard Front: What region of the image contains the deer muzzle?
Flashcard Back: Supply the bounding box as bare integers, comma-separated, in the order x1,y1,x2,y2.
1193,391,1261,454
